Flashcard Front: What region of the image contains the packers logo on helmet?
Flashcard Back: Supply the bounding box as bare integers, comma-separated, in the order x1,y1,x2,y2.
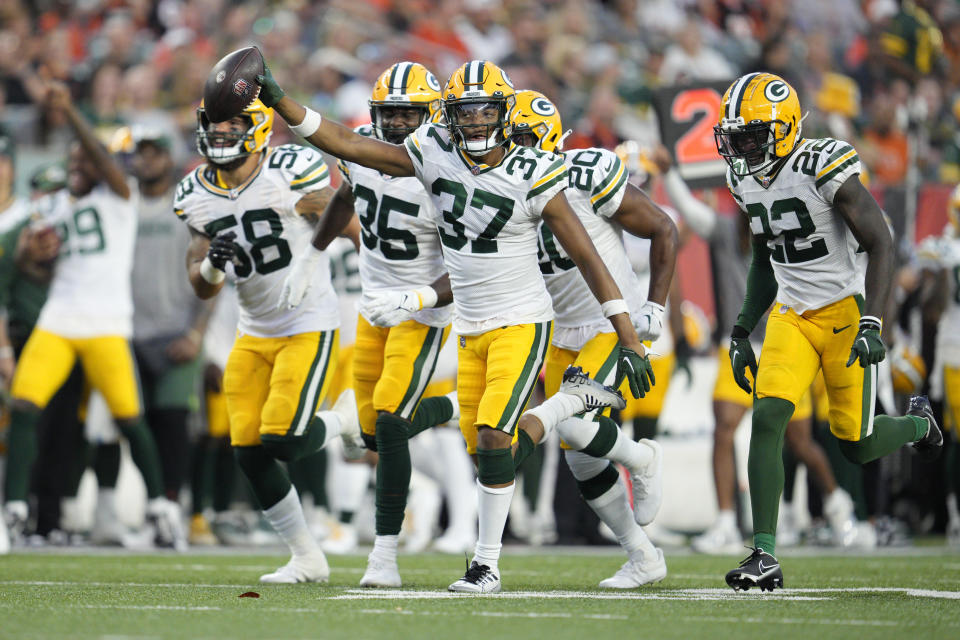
196,97,273,165
509,90,566,153
369,62,442,144
443,60,516,155
714,72,802,177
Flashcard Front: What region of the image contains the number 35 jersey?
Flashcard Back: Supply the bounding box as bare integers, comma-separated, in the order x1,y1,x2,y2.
727,137,867,314
339,125,449,328
403,123,567,335
174,145,339,337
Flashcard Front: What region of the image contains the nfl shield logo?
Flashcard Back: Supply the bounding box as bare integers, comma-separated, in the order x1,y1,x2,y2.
470,165,481,176
233,79,249,97
459,336,466,348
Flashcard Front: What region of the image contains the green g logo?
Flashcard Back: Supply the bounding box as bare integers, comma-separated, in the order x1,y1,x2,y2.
764,80,790,103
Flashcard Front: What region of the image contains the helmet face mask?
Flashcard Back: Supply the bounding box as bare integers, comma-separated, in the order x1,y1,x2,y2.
196,99,273,165
369,62,442,144
443,60,516,157
715,120,787,175
370,104,432,144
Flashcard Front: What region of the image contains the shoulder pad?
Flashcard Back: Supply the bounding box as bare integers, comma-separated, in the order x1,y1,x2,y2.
267,145,331,192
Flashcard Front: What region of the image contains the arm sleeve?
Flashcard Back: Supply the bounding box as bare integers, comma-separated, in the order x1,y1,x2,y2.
663,168,717,238
735,237,778,334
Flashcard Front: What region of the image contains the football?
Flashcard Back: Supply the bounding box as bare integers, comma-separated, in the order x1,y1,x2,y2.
202,46,265,123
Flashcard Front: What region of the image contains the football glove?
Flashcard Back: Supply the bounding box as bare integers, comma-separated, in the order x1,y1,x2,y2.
674,334,693,388
846,316,885,368
729,331,758,394
634,301,665,342
207,231,237,270
361,288,434,327
277,247,323,310
616,345,655,399
255,64,285,108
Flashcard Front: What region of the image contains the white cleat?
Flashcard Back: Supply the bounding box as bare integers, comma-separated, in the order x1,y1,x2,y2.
598,548,667,589
631,439,662,526
448,561,501,594
0,514,9,555
322,522,358,554
146,498,188,552
691,519,744,555
559,365,626,411
359,555,402,588
331,389,366,460
259,552,330,584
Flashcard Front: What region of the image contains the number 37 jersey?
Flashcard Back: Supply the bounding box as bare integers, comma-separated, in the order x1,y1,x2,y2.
727,137,867,314
174,145,339,337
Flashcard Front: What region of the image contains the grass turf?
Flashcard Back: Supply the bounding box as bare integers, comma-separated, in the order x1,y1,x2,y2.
1,548,958,639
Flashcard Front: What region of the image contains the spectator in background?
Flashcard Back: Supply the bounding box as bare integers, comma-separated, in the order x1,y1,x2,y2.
658,18,736,85
860,91,910,187
877,0,945,85
452,0,512,64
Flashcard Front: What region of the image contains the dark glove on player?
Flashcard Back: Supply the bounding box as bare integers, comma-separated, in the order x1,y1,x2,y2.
255,65,285,108
616,345,655,399
846,316,886,368
729,326,758,394
207,231,237,270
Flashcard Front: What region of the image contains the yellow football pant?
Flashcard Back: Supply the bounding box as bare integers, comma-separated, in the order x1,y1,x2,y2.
942,365,960,435
714,345,812,420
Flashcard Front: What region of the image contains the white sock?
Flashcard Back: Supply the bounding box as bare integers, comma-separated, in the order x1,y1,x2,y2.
948,493,959,521
716,509,737,530
370,534,399,563
5,500,28,521
555,416,600,450
608,432,653,473
473,480,515,570
588,479,658,563
313,410,343,448
436,428,477,534
262,486,319,557
525,393,584,442
556,416,653,473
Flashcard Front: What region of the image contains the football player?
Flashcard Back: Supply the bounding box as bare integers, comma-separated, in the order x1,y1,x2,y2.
261,59,648,593
509,90,676,588
2,80,182,547
717,72,943,591
281,62,456,587
176,97,362,583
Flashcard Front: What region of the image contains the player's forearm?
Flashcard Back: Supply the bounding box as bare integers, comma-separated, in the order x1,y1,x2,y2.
427,273,453,307
863,243,894,321
63,104,130,199
188,261,224,300
664,168,716,238
734,240,777,335
644,215,679,306
312,187,356,251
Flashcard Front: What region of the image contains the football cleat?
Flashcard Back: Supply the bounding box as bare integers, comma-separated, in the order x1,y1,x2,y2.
3,501,28,549
907,395,943,460
725,548,783,592
559,365,626,412
146,498,188,552
188,514,219,547
692,518,745,555
322,522,358,555
260,552,330,584
448,560,501,594
630,439,663,526
330,389,366,460
359,555,402,588
598,549,667,589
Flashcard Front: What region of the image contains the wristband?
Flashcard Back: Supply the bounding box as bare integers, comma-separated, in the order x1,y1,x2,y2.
859,315,882,331
601,298,630,318
200,256,226,285
290,108,322,138
413,285,438,309
0,345,13,359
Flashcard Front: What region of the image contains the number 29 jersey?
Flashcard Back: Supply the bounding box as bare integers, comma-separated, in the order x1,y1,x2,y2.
403,123,567,335
174,145,339,337
726,137,867,314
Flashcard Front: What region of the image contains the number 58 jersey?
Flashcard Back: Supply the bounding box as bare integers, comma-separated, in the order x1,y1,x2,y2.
174,145,339,337
727,137,868,314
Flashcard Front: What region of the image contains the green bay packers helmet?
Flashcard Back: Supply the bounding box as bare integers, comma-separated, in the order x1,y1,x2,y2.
196,97,273,164
369,62,442,144
510,90,565,153
443,60,516,155
714,72,802,177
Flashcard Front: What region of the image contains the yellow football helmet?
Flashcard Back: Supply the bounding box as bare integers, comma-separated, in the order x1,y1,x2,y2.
509,90,565,153
443,60,516,155
891,344,927,394
714,72,802,177
369,62,442,144
196,97,273,165
948,183,960,237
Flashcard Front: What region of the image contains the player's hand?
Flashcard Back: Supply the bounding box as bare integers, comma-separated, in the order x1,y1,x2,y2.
277,250,320,310
206,231,237,270
634,300,665,341
616,344,654,399
42,79,73,112
167,331,202,364
674,334,693,388
846,316,885,368
255,64,285,108
361,290,423,327
729,333,758,394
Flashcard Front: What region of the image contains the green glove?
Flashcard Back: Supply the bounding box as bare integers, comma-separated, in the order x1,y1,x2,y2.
616,345,655,399
673,335,693,389
729,326,758,394
846,316,886,368
255,64,285,108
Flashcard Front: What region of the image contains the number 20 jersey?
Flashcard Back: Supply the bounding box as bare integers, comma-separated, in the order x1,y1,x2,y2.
174,145,339,337
403,123,567,335
726,137,867,314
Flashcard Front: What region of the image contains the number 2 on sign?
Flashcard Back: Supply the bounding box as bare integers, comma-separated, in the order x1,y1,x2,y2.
671,88,723,165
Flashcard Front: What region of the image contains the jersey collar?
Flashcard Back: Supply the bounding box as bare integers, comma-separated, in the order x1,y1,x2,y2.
752,143,803,189
455,141,518,175
197,151,268,200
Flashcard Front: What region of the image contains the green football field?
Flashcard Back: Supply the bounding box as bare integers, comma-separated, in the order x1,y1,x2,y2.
1,547,958,639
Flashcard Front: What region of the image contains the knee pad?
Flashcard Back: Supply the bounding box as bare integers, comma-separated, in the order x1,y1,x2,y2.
565,450,619,501
476,447,514,485
259,434,302,462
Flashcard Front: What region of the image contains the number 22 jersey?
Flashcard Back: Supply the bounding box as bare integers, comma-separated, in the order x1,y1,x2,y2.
403,123,568,335
174,145,339,337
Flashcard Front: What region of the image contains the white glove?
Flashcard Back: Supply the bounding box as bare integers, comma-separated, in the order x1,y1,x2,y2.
277,247,324,310
634,301,665,341
362,286,437,327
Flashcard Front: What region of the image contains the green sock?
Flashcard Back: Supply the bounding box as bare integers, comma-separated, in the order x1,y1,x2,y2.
233,445,292,510
117,418,165,499
261,413,334,463
513,429,537,470
748,397,795,556
409,396,454,437
631,416,658,441
3,408,40,502
374,413,411,536
93,443,121,488
581,415,618,458
837,415,926,465
212,438,235,512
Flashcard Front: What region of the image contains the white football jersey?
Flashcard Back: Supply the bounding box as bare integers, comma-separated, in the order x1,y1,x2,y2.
326,236,361,347
340,125,449,328
917,234,960,366
35,183,138,338
726,137,867,314
537,147,643,350
174,145,339,337
404,123,565,335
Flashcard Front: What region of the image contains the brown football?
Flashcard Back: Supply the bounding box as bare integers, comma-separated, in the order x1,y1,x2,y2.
202,46,265,123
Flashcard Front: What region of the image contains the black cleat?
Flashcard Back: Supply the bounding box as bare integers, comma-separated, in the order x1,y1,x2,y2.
725,548,784,593
907,395,943,461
